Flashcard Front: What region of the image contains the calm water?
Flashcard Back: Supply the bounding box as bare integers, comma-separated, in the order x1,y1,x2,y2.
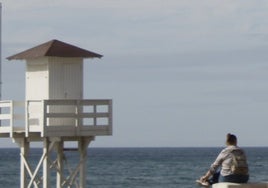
0,147,267,187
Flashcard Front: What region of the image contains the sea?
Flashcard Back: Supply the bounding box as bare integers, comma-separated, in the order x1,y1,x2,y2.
0,147,267,187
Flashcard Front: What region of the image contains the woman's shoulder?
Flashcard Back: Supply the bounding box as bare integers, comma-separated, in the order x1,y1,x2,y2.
221,146,239,153
221,146,246,155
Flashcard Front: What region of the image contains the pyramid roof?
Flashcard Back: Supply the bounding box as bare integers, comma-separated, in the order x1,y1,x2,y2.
7,39,102,60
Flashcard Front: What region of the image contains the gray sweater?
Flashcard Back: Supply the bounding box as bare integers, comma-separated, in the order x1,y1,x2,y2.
209,145,248,176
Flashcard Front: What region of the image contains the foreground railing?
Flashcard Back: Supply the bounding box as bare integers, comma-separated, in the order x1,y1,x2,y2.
0,100,25,137
0,99,112,137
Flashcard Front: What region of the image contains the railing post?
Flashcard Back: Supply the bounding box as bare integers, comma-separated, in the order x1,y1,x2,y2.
25,101,29,137
42,100,46,137
75,100,78,127
76,100,82,135
108,100,113,134
93,103,97,126
10,100,14,137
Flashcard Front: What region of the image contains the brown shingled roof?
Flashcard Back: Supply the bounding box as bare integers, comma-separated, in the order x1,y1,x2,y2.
7,39,103,60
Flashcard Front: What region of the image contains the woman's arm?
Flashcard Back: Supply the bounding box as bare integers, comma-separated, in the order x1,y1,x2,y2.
201,150,226,181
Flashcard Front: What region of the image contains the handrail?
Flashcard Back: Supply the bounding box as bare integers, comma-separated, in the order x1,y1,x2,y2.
0,100,19,137
42,99,112,137
0,99,112,137
42,99,112,126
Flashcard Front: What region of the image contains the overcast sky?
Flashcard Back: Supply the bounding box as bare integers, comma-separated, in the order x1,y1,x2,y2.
1,0,268,147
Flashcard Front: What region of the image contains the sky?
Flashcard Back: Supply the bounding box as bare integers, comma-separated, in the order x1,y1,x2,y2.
1,0,268,147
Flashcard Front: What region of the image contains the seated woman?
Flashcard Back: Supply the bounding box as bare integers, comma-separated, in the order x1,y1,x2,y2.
197,133,249,186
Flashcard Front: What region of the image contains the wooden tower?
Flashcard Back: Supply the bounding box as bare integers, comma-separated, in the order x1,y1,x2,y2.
0,39,112,188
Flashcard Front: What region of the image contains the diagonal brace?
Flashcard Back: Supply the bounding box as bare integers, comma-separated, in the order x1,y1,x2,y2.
20,153,39,188
27,140,57,188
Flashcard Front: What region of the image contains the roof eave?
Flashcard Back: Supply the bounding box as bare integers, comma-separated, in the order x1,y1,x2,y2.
6,39,103,60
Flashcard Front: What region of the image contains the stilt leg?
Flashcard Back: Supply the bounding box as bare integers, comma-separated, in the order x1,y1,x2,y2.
20,138,29,188
56,140,63,188
78,137,92,188
43,138,50,188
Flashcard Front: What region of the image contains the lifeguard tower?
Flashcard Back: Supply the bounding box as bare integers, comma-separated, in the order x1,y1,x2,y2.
0,39,112,188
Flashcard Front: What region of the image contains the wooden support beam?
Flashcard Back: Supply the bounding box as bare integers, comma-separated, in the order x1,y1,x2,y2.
19,138,29,188
79,137,92,188
56,140,63,188
42,138,50,188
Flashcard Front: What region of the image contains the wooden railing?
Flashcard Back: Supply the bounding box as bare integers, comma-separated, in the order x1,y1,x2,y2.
0,100,25,137
0,99,112,137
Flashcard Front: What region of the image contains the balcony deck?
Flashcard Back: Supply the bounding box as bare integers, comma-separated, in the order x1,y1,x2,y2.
0,99,112,139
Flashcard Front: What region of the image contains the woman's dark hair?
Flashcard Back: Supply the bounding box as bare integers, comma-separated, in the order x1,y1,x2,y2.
226,133,237,145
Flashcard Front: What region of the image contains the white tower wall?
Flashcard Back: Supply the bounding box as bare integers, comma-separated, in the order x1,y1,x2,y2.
48,57,83,99
26,57,49,100
26,57,83,126
26,57,83,100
